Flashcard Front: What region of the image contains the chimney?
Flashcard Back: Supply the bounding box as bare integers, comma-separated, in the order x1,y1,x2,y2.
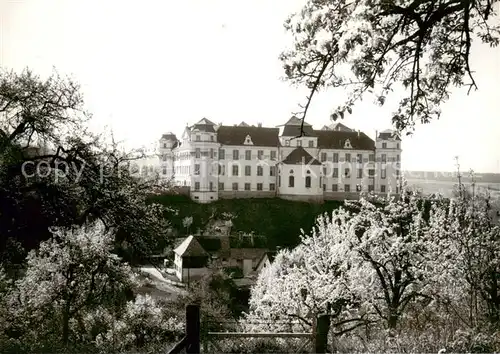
357,130,360,138
375,130,378,140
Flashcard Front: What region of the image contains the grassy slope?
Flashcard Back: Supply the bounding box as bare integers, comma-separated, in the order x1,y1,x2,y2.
148,195,344,250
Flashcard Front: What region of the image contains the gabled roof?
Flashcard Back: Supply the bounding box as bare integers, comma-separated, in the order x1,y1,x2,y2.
281,147,321,165
314,130,375,150
255,251,277,271
174,236,210,257
230,248,268,261
239,121,250,127
191,118,216,133
280,116,311,126
217,126,280,146
330,122,354,132
378,129,401,141
195,118,216,126
161,132,177,140
281,125,316,137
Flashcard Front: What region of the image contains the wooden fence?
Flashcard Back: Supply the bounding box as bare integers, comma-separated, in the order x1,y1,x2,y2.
167,304,329,354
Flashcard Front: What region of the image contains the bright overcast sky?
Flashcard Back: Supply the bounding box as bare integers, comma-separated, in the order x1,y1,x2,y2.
1,0,499,173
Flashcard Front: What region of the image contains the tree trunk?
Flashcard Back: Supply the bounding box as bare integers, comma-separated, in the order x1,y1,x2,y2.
62,301,71,346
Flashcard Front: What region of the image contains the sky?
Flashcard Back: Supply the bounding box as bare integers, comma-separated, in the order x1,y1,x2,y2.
1,0,499,173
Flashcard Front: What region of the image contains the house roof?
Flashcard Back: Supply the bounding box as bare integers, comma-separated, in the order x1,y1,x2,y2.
314,130,375,150
330,122,354,132
161,132,177,140
174,236,210,257
217,126,280,146
191,118,216,133
281,125,316,137
378,129,401,141
230,248,268,261
281,147,321,165
238,121,250,127
279,116,312,126
255,251,277,271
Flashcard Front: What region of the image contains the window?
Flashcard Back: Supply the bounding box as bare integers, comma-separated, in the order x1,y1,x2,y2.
323,184,326,191
381,185,386,193
321,152,327,162
396,143,400,149
245,166,251,176
356,184,362,192
368,169,375,177
196,135,201,141
344,168,350,178
357,168,363,179
369,154,375,162
332,184,338,192
209,181,213,191
218,182,224,190
345,153,351,162
232,165,239,176
381,154,387,163
309,140,314,148
245,150,251,160
333,153,339,163
210,135,214,141
210,148,214,158
323,167,327,176
357,154,363,163
289,175,295,187
333,168,338,178
381,169,387,179
194,164,200,175
305,176,311,188
233,150,239,160
297,140,302,147
195,148,201,158
257,183,263,191
194,182,200,191
345,184,350,192
397,154,400,161
258,150,264,159
368,184,374,192
270,166,276,176
257,166,263,176
163,143,167,148
244,183,251,191
278,176,281,187
271,150,277,160
382,142,387,149
218,164,225,176
269,183,276,191
232,183,238,191
285,140,290,146
396,169,400,177
219,149,225,160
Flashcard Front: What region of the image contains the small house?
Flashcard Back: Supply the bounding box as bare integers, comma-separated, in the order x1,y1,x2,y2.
173,235,210,283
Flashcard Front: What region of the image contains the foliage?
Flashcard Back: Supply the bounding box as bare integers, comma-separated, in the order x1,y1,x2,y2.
0,68,171,262
281,0,500,133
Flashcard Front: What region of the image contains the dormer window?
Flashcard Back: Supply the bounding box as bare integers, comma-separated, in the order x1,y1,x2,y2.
344,139,352,149
308,141,314,148
244,135,254,145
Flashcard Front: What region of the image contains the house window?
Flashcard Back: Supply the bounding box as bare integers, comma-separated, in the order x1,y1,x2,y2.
345,153,351,162
210,135,214,141
232,183,238,191
195,148,201,158
381,154,387,163
245,150,251,160
333,153,339,163
271,151,277,160
344,168,350,178
356,184,362,192
323,167,327,176
218,164,225,176
333,168,338,178
382,142,387,149
278,176,281,187
357,168,363,179
245,183,251,191
257,183,263,191
233,150,239,160
297,140,302,147
397,143,400,149
210,148,214,158
321,152,327,162
345,184,350,192
309,140,314,148
194,164,200,175
332,184,338,191
163,143,167,148
289,175,295,187
209,181,213,191
245,166,251,176
396,169,400,177
270,166,276,176
219,149,225,160
196,135,201,141
232,165,239,176
257,166,263,176
194,182,200,191
285,140,290,146
369,154,374,162
163,155,167,161
305,176,311,188
381,169,387,179
397,154,400,161
323,184,326,191
357,154,363,163
258,150,264,159
218,182,224,190
270,183,275,191
381,185,386,193
368,184,374,192
368,169,375,177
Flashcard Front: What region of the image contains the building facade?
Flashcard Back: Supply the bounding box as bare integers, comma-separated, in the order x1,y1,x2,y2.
157,117,402,203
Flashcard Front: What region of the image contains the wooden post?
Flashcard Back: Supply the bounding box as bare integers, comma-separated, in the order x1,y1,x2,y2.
314,314,329,353
185,304,200,353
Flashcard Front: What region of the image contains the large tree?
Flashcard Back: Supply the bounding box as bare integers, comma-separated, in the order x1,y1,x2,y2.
281,0,500,133
0,68,171,262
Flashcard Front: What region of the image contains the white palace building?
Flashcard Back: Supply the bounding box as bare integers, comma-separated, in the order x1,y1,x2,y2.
154,116,402,203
